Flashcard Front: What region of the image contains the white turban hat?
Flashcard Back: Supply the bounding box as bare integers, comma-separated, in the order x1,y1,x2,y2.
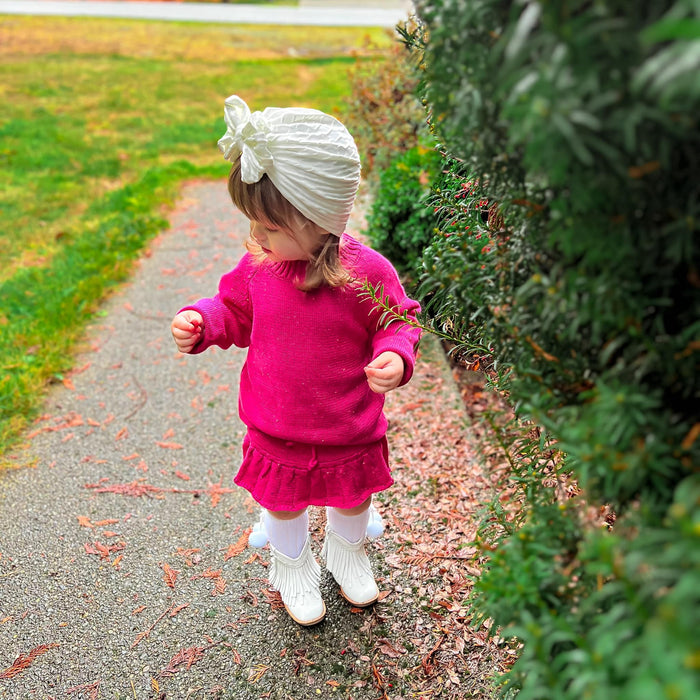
217,95,361,237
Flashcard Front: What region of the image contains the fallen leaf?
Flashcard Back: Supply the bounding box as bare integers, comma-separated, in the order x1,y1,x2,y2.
161,563,179,589
400,400,427,413
205,478,235,507
132,603,185,649
376,638,407,658
243,551,264,566
169,603,189,617
223,529,251,561
248,664,269,683
175,548,201,566
0,644,59,679
158,646,205,677
66,680,101,699
85,480,163,498
191,568,222,580
95,542,111,559
262,589,284,610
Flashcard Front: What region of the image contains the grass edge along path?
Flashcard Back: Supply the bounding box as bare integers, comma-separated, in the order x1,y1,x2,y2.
0,162,226,459
1,16,393,461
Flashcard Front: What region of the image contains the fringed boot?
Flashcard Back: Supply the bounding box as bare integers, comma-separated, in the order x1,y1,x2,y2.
269,538,326,626
323,507,379,607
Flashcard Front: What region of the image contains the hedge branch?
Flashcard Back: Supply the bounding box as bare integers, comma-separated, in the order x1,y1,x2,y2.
359,279,493,357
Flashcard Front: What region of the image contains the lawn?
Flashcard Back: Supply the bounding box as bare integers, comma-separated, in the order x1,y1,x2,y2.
0,15,393,457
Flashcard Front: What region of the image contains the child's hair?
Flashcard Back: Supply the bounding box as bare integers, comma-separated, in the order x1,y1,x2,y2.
228,159,352,291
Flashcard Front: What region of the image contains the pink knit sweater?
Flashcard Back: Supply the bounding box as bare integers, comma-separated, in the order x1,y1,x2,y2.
183,234,421,447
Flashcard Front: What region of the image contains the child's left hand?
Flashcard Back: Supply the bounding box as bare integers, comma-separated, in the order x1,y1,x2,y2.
364,352,404,394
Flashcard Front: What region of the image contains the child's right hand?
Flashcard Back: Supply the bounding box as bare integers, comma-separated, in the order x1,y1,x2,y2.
171,310,204,354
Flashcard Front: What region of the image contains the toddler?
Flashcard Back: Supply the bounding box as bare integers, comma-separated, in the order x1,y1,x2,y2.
171,95,420,626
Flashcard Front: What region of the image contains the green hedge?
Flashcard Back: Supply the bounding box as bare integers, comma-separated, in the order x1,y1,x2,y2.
392,1,700,697
364,146,441,274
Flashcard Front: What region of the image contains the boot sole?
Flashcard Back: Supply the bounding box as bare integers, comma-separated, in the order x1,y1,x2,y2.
340,589,379,608
285,602,326,627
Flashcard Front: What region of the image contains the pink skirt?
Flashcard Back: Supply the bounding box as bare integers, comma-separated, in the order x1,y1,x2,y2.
234,429,393,511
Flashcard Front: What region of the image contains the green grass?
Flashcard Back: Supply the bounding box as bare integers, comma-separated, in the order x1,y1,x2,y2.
0,15,392,457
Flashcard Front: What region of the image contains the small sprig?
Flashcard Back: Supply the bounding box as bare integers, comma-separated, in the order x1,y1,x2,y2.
359,279,493,357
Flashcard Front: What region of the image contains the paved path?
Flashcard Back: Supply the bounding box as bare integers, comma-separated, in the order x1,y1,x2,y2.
0,181,487,699
0,0,413,27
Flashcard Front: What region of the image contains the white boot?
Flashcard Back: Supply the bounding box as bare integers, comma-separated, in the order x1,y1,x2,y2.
322,529,379,607
268,538,326,626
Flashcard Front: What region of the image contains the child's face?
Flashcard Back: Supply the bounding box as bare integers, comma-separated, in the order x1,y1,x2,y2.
249,219,327,262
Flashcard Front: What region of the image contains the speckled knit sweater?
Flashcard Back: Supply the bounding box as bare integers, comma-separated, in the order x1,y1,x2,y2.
182,234,421,447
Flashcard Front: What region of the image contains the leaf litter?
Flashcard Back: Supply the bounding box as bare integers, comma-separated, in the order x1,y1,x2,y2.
83,476,236,506
17,248,512,697
355,340,515,699
156,641,224,679
131,603,189,649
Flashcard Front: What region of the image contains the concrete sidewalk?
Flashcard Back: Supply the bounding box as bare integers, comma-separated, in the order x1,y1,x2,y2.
0,0,415,27
0,180,491,699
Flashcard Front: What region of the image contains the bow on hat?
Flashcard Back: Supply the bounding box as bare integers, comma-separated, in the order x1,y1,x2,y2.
218,96,274,183
216,94,361,236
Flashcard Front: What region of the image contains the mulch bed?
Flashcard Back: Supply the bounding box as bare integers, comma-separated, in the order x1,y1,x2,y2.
333,335,517,699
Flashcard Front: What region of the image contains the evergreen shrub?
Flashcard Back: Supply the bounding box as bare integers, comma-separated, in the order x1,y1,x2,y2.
343,37,427,178
365,145,442,274
396,1,700,697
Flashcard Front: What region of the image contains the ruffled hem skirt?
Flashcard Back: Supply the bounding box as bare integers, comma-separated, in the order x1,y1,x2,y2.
235,429,393,511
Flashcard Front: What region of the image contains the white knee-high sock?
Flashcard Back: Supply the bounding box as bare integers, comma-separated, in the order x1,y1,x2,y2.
326,507,371,544
264,510,308,559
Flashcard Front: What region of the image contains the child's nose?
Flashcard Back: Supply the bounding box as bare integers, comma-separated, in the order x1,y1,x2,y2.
251,223,266,244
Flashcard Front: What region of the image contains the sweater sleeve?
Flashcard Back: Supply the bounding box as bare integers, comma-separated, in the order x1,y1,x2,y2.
365,255,422,386
179,255,255,354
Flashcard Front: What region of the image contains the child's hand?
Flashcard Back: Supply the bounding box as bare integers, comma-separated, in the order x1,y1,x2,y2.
364,351,404,394
171,311,204,354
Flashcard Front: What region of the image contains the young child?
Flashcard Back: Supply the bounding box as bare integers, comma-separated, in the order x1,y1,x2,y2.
171,95,421,626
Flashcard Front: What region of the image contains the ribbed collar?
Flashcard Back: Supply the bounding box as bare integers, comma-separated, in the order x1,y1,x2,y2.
260,233,361,282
